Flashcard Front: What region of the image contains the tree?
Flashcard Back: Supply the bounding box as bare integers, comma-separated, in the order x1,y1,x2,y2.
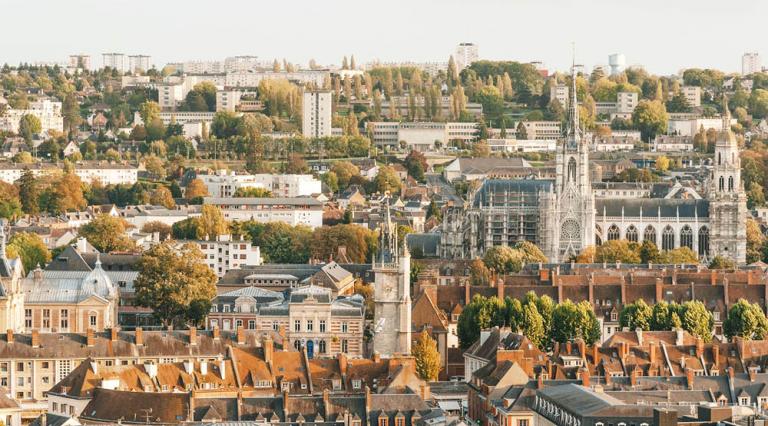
483,246,516,273
474,86,504,119
655,155,671,172
412,330,441,381
632,100,668,141
143,155,166,179
469,258,491,286
311,224,378,263
619,299,653,331
457,295,504,348
62,93,82,134
185,178,209,201
373,165,401,194
657,247,699,264
520,302,546,348
594,240,641,263
233,187,272,198
404,150,427,182
199,205,228,238
78,214,136,253
709,255,736,269
141,221,172,240
746,218,765,264
724,299,768,340
650,301,681,331
330,161,360,190
639,240,661,263
248,222,312,263
284,153,309,174
6,232,51,272
18,114,41,141
550,300,586,344
134,241,218,326
150,186,176,209
471,141,490,158
680,301,714,342
16,169,39,215
516,122,528,140
49,172,87,213
139,101,160,125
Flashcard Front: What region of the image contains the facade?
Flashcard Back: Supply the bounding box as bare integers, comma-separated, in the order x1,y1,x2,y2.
381,95,483,119
302,90,332,138
204,197,324,228
176,234,262,278
127,54,151,73
681,85,702,107
455,42,479,70
441,78,747,264
668,116,735,137
549,83,568,107
0,163,137,186
367,121,479,151
742,52,761,75
654,135,694,152
0,100,63,134
520,121,562,140
101,53,125,72
200,170,321,198
487,138,556,153
67,55,90,70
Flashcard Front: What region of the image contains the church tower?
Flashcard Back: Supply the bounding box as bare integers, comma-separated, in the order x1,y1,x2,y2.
372,207,412,357
708,97,747,263
545,59,595,262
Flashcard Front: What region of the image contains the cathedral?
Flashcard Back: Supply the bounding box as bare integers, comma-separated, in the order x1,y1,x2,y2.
440,68,747,264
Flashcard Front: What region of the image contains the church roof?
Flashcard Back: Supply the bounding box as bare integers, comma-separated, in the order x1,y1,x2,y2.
595,198,709,219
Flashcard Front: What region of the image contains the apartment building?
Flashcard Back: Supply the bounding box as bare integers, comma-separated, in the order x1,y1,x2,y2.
742,52,761,75
681,85,702,107
127,54,151,73
215,89,260,112
455,42,479,70
225,70,328,87
668,116,736,136
204,197,324,228
0,162,138,185
302,90,332,138
519,120,562,140
176,234,262,278
67,55,90,70
0,100,63,134
549,82,569,107
101,53,126,72
200,170,322,198
487,138,556,153
366,122,479,150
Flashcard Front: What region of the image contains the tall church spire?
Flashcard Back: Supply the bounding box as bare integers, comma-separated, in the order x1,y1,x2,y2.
720,95,737,146
567,47,581,146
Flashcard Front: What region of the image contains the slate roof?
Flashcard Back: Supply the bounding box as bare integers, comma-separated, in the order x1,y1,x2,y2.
471,179,553,208
595,198,709,218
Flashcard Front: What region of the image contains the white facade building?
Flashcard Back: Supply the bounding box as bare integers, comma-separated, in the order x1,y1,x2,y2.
668,116,736,137
487,138,557,153
681,86,702,108
550,83,568,107
455,43,479,70
200,170,322,198
302,90,332,138
68,54,91,70
608,53,626,75
366,122,479,151
0,100,63,134
204,197,324,228
742,52,762,75
177,234,262,278
0,163,138,185
102,53,126,72
128,55,152,73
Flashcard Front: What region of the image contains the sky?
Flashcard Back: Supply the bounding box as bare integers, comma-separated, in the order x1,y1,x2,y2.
1,0,766,75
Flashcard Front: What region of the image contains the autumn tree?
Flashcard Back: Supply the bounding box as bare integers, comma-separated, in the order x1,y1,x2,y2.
141,221,172,240
78,214,136,253
134,241,218,326
373,165,401,194
185,178,209,201
412,330,441,381
469,258,491,286
150,186,176,209
6,232,51,272
199,205,229,238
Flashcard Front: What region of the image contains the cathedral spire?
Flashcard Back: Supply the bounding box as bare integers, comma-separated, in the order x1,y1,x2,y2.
567,46,581,145
720,94,737,146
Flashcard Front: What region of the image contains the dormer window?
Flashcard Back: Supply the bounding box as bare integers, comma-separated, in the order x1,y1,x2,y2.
352,379,362,390
610,312,617,322
740,396,750,406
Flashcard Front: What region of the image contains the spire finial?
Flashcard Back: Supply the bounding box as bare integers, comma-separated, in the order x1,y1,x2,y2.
568,43,581,144
722,94,731,130
95,252,102,269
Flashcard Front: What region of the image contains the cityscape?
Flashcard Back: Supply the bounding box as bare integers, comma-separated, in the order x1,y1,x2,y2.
2,2,768,426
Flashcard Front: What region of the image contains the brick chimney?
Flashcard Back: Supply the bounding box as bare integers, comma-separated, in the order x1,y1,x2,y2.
364,385,372,413
419,382,430,400
654,279,663,304
576,339,586,360
264,337,274,365
32,329,40,348
338,353,348,376
110,327,119,342
695,337,703,358
237,326,245,345
749,366,758,382
6,329,12,344
712,345,720,368
322,388,331,419
212,325,220,340
372,352,381,363
649,342,657,365
189,327,197,346
591,345,599,364
619,341,629,360
135,327,143,346
464,281,470,306
537,373,544,389
579,368,590,387
686,368,694,390
565,341,572,355
630,368,638,387
727,366,735,380
496,278,504,300
86,328,95,347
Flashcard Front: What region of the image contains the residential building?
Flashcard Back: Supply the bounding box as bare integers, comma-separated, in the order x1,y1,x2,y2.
200,170,322,198
668,116,736,136
176,234,262,278
0,162,137,185
204,197,324,228
225,70,328,87
682,85,702,107
520,121,562,140
101,53,125,72
365,61,448,76
654,135,694,152
590,135,635,152
455,42,479,70
67,55,90,70
742,52,761,75
442,157,547,182
215,89,261,112
302,90,332,138
216,263,372,295
0,99,63,134
120,75,151,89
127,54,151,73
549,82,568,107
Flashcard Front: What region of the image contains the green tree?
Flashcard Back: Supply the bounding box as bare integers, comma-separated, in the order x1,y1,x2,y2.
78,214,136,253
18,114,41,141
746,218,765,264
594,240,641,263
6,232,51,272
632,100,668,141
412,330,441,381
404,150,427,182
16,169,39,215
141,221,172,241
233,187,272,198
723,299,768,340
520,302,546,348
619,299,653,331
139,101,160,125
134,241,218,326
639,240,660,263
709,255,736,269
247,222,313,263
471,141,490,158
373,165,401,194
680,301,714,342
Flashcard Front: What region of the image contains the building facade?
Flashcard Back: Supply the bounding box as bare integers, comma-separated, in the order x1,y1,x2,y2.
204,197,324,228
200,170,321,198
302,90,332,138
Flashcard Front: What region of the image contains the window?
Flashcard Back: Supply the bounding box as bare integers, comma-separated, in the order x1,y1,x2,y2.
644,225,656,245
625,225,638,243
567,157,577,182
352,379,361,389
89,313,97,327
395,417,405,426
740,397,750,406
248,320,256,330
24,309,32,328
518,421,528,426
680,226,693,250
342,339,349,353
42,361,49,369
698,227,710,256
60,309,69,330
42,309,51,329
52,402,58,412
342,322,348,333
223,305,230,313
306,320,313,332
719,176,725,191
607,225,620,241
295,320,301,332
319,320,326,332
728,176,734,192
236,320,243,328
319,340,326,354
662,226,675,250
16,362,23,372
272,321,279,331
294,340,301,351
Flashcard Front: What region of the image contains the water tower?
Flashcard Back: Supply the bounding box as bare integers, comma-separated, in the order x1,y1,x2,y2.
608,53,626,75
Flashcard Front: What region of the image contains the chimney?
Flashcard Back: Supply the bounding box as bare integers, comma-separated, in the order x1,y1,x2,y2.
364,386,372,413
40,413,46,426
338,353,348,376
553,342,560,356
565,341,572,355
372,352,381,363
189,327,197,346
579,368,590,387
200,360,208,375
686,368,694,390
464,281,470,306
537,373,544,389
727,366,735,380
183,360,194,375
419,382,430,400
6,329,12,344
619,341,628,360
591,345,599,364
635,328,643,347
576,339,585,360
695,337,703,358
145,361,158,379
135,327,144,346
212,325,220,340
264,337,274,364
86,328,95,347
218,359,226,380
322,388,331,419
649,342,657,365
675,328,684,346
237,326,245,345
110,327,119,342
712,345,720,368
630,369,638,387
32,329,40,348
749,366,758,382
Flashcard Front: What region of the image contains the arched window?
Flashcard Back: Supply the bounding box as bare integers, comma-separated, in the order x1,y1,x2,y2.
719,176,725,191
607,225,620,241
728,176,734,191
625,225,638,243
698,227,710,256
568,157,577,182
644,225,657,245
662,226,675,250
680,225,693,249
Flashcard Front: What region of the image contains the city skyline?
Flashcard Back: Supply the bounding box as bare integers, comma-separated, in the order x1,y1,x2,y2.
1,0,766,74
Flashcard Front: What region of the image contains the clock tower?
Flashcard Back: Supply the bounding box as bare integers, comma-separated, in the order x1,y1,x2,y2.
372,208,412,357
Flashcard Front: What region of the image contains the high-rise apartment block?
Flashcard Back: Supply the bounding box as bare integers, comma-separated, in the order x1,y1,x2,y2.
128,55,152,73
742,52,761,75
68,54,91,70
302,90,332,138
455,42,478,70
102,53,126,72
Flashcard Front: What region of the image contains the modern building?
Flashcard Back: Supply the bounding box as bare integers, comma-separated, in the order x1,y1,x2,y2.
0,99,63,134
519,121,562,140
549,82,569,107
199,170,322,198
608,53,626,75
204,197,324,228
381,95,483,119
681,85,702,108
487,138,557,153
302,90,332,138
366,121,479,151
67,54,90,70
176,234,262,278
0,162,138,186
742,52,761,75
127,54,151,73
101,53,125,72
455,42,479,70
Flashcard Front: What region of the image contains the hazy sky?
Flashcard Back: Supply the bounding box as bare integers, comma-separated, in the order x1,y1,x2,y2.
1,0,765,75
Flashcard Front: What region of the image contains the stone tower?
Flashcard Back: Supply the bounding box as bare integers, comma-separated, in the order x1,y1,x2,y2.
544,59,595,262
372,208,412,357
709,97,747,263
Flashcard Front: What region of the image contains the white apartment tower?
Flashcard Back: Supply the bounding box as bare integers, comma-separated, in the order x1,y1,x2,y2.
68,54,91,70
128,55,152,73
302,90,332,138
102,53,126,72
455,43,479,70
742,52,761,75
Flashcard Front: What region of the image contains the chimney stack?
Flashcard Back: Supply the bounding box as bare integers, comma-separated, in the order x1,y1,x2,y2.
32,329,40,348
6,329,12,344
135,327,143,346
675,328,684,346
86,328,95,347
635,328,643,347
579,368,590,387
537,373,544,389
200,360,208,375
218,359,226,380
591,345,599,364
364,386,372,413
565,341,572,355
189,327,197,346
695,337,703,358
237,326,245,345
264,337,274,365
686,368,694,390
712,345,720,368
212,325,220,340
576,339,585,359
649,342,657,365
110,327,118,342
630,368,638,387
338,353,348,376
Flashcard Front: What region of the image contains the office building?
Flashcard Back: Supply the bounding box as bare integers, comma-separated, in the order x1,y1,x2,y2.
200,170,322,198
302,90,332,138
204,197,324,228
681,85,702,107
